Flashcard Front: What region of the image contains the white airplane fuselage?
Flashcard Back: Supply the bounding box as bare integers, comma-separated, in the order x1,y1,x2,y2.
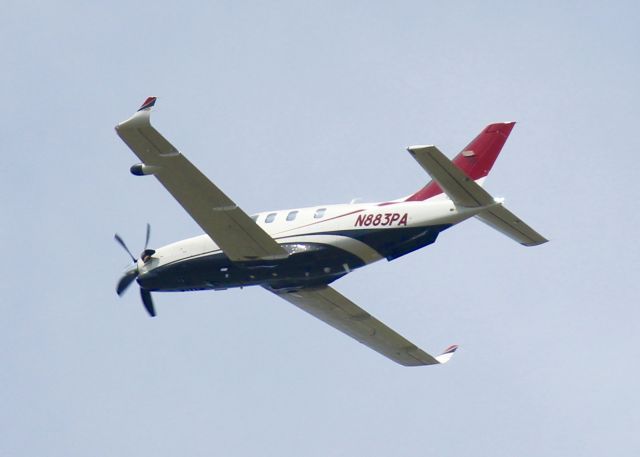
137,198,487,293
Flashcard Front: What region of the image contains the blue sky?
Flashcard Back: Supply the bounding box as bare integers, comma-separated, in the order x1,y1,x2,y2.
2,1,639,456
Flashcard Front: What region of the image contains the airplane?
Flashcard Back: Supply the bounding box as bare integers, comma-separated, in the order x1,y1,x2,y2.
114,97,547,367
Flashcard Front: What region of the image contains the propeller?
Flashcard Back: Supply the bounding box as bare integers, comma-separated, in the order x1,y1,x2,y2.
114,223,157,317
140,288,156,317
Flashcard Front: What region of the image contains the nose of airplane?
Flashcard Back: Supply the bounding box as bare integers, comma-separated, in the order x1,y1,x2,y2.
136,269,160,289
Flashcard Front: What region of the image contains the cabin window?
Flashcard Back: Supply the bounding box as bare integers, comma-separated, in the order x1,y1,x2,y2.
314,208,327,219
286,210,299,221
250,215,259,222
265,212,277,223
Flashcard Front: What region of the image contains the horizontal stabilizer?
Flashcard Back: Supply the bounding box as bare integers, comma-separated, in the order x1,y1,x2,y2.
476,205,548,246
407,145,548,246
407,145,494,207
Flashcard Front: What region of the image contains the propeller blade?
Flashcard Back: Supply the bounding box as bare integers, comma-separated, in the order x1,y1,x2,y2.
114,233,136,263
144,223,151,251
140,288,156,317
116,269,138,296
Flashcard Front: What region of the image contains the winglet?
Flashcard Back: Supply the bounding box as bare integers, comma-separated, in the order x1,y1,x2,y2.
434,344,459,364
138,96,157,111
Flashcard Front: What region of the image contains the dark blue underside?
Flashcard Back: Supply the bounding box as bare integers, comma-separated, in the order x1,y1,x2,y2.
328,224,452,261
138,224,451,292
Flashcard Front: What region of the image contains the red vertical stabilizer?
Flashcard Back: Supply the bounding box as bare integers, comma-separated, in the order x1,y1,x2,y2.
405,122,516,202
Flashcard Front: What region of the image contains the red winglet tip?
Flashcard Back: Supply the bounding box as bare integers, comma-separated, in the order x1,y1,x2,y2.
443,344,459,354
138,96,157,111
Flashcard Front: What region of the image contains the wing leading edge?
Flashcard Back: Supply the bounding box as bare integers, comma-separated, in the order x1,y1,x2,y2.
270,285,457,366
115,97,288,262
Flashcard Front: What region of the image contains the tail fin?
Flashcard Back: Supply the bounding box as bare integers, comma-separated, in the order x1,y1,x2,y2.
406,122,515,202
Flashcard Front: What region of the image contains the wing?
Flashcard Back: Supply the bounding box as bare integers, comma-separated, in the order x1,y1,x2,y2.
115,97,288,262
270,285,457,366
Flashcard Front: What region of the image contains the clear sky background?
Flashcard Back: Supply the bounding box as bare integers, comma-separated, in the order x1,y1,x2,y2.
2,1,639,456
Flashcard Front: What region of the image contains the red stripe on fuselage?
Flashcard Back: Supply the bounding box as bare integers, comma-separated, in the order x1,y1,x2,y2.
273,208,366,235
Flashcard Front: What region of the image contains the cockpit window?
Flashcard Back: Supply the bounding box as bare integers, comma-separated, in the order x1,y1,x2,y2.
250,214,259,222
265,212,277,223
286,210,299,221
314,208,327,219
